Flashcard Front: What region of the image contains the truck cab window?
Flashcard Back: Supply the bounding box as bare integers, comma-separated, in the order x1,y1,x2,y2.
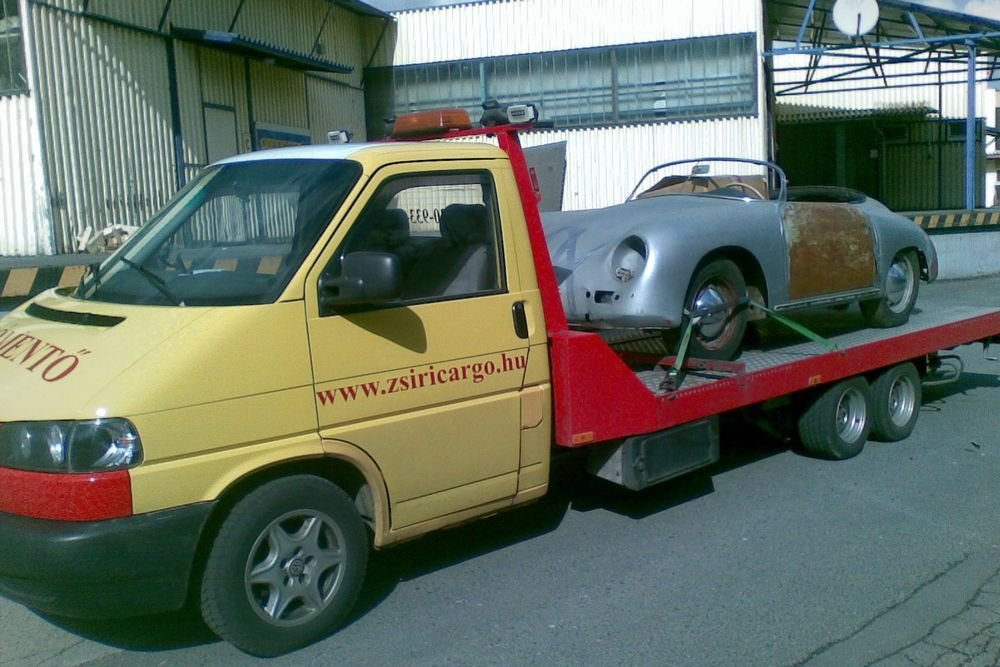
325,171,504,309
76,159,361,307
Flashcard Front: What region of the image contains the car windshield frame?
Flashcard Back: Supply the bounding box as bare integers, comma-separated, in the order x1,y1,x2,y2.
75,158,362,307
626,157,788,203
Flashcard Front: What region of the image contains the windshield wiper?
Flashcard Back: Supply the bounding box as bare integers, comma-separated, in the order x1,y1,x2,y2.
76,261,102,297
120,258,184,306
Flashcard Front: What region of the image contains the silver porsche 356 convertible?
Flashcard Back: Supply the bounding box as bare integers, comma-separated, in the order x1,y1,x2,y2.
542,158,938,360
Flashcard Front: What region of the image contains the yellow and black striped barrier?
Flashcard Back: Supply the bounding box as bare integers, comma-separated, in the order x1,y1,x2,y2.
1,212,998,308
0,265,89,304
0,255,285,308
907,209,1000,231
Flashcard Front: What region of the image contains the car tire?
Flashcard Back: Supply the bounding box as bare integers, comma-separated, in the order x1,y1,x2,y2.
861,249,919,328
200,476,368,657
869,362,921,442
798,377,871,460
680,258,748,360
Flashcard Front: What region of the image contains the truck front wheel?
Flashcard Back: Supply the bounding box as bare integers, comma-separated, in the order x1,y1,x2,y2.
798,377,872,460
200,476,368,657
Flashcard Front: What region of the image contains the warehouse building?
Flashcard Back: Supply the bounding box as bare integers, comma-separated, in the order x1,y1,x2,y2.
366,0,999,213
0,0,390,256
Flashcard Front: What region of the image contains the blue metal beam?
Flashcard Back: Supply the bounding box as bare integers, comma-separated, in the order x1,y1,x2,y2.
966,41,977,210
795,0,818,48
767,31,1000,57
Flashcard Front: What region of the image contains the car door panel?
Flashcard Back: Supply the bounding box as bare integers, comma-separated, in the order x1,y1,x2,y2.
305,162,530,530
783,202,877,300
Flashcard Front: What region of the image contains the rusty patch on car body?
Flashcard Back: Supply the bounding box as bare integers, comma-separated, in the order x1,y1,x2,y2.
784,203,875,300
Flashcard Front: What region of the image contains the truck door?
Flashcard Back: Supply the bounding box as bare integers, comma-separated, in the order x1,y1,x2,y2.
782,202,877,301
305,164,531,530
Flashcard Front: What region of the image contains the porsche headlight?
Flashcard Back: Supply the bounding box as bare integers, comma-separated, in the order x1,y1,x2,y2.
612,236,648,282
0,419,142,473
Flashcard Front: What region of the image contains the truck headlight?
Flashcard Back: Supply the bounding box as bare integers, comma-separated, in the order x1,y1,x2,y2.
0,419,142,473
612,236,648,282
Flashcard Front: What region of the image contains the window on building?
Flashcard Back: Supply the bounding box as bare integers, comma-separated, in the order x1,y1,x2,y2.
0,0,26,96
365,33,756,137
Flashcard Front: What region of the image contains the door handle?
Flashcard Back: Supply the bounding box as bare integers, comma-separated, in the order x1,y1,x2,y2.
512,301,529,339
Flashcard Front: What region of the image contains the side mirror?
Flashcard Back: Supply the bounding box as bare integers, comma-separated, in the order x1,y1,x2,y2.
319,252,402,314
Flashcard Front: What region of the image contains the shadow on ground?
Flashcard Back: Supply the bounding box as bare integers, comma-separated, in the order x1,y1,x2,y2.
34,416,792,654
39,602,216,653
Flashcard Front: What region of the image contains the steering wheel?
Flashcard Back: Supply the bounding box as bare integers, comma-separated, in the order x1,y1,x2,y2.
726,181,765,199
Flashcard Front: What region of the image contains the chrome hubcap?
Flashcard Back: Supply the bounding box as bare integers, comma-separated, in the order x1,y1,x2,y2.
884,255,914,313
693,284,730,340
836,388,867,442
887,375,916,427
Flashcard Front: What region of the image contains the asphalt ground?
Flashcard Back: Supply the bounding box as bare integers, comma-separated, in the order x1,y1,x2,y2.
1,275,999,666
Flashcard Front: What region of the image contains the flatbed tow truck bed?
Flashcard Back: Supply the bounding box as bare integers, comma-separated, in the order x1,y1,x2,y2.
448,124,1000,453
550,303,1000,448
632,304,1000,394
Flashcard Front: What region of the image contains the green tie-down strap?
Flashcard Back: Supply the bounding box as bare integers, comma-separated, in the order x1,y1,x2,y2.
748,300,838,352
663,298,837,392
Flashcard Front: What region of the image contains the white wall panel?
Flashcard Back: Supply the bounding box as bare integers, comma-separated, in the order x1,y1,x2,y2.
389,0,762,65
520,116,767,210
0,94,51,255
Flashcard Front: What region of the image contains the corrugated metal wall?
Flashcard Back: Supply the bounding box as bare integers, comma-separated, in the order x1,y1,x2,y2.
881,120,986,210
379,0,767,211
0,93,51,255
0,0,50,257
307,76,367,144
521,116,767,210
382,0,762,64
2,0,385,255
28,2,176,253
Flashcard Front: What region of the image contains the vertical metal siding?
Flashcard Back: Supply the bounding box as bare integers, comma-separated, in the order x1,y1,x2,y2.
0,94,51,255
169,0,370,90
30,3,175,252
77,0,164,30
249,62,309,130
380,0,767,213
0,0,51,256
521,116,767,210
173,42,208,177
166,0,244,31
388,0,761,65
306,76,366,144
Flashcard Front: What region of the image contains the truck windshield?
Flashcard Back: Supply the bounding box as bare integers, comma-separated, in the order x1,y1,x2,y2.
76,159,362,307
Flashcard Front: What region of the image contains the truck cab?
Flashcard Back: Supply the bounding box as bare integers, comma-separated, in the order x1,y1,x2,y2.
0,137,551,657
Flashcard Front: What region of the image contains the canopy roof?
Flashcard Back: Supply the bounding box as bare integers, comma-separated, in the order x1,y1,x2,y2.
767,0,1000,93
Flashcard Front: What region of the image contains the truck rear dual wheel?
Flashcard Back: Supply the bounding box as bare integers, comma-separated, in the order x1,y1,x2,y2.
869,362,921,442
798,377,872,460
200,476,368,657
797,364,922,459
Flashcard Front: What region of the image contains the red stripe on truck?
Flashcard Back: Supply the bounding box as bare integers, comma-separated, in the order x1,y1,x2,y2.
0,467,133,521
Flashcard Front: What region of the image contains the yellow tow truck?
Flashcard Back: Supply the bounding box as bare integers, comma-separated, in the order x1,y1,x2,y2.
1,107,998,656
